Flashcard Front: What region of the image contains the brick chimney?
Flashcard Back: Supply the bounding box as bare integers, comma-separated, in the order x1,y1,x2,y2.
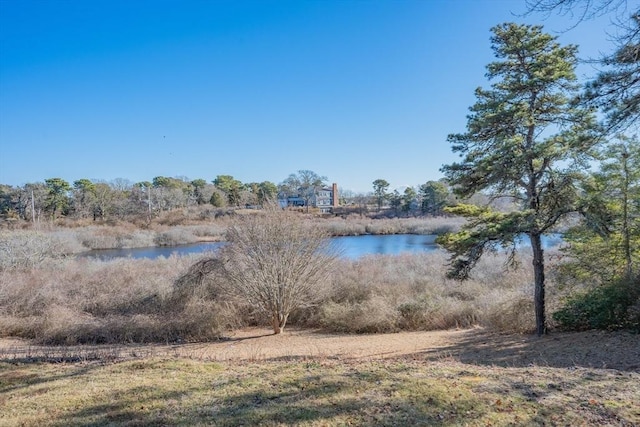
332,183,339,207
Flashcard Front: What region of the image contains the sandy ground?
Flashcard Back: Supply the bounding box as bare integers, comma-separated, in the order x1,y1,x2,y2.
1,328,638,371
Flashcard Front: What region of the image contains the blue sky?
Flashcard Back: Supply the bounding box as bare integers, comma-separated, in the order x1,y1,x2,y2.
0,0,617,193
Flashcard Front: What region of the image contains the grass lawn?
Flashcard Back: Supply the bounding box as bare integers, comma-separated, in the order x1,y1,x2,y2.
1,356,638,426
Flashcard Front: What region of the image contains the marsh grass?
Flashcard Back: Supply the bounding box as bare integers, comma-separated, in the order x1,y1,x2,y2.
0,222,228,263
306,250,565,334
0,230,85,269
1,357,637,426
0,244,570,343
0,214,567,343
0,255,235,344
72,224,227,250
321,216,465,236
2,216,461,263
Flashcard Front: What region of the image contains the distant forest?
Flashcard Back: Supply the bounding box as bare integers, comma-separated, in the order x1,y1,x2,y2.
0,171,466,223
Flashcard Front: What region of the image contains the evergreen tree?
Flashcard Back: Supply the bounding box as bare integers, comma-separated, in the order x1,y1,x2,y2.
419,180,450,215
584,12,640,132
402,187,416,215
439,23,598,336
372,179,390,211
563,134,640,282
44,178,71,219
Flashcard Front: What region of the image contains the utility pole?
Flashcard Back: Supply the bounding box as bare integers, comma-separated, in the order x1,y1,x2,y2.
147,185,152,224
30,189,36,224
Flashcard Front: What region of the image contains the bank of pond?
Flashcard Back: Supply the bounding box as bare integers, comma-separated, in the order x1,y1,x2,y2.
81,233,564,261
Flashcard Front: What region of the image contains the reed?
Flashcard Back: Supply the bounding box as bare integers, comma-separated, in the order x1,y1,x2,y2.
0,246,569,343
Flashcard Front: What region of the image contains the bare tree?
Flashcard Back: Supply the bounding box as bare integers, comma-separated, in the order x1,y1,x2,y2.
220,207,338,334
280,170,327,213
525,0,630,22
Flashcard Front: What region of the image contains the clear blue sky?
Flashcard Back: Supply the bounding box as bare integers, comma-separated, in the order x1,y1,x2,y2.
0,0,616,193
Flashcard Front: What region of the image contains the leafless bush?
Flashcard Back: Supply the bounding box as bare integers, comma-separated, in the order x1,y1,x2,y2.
189,224,227,239
312,253,463,332
480,288,536,334
199,207,236,220
220,208,338,334
168,257,249,331
0,230,83,270
171,258,224,304
0,255,228,343
0,236,570,343
398,296,478,330
154,206,236,225
155,209,194,226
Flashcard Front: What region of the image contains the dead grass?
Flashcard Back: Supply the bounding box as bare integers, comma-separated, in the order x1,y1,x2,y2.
321,216,465,236
0,247,576,343
309,250,563,334
0,255,235,344
0,328,638,426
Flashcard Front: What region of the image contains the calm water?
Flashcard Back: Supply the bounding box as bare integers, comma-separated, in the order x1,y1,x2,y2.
332,234,439,258
80,233,563,261
81,234,440,261
80,242,225,261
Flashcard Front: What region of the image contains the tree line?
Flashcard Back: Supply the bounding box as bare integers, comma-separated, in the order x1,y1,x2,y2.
0,175,281,223
0,170,467,223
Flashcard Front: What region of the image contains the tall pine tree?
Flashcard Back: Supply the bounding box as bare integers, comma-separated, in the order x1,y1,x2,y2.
439,23,598,336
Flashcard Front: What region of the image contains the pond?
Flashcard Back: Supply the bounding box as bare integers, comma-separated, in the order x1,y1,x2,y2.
332,234,439,258
79,242,225,261
79,233,563,261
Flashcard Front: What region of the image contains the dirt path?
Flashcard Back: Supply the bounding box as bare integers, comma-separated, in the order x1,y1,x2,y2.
1,328,638,371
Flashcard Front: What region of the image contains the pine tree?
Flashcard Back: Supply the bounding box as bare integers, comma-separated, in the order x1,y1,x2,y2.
439,23,599,336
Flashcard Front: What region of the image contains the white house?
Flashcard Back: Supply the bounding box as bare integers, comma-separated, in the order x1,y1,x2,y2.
278,183,339,213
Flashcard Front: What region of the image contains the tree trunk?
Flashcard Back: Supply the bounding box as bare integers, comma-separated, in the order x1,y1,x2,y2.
531,232,546,336
272,312,289,335
621,151,632,279
272,316,282,334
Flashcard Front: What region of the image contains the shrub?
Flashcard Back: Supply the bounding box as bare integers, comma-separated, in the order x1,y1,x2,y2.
190,224,226,239
0,240,576,343
220,208,338,334
481,289,536,334
553,276,640,332
318,297,400,333
312,252,487,333
0,255,229,344
0,230,82,270
398,297,478,331
154,228,198,246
